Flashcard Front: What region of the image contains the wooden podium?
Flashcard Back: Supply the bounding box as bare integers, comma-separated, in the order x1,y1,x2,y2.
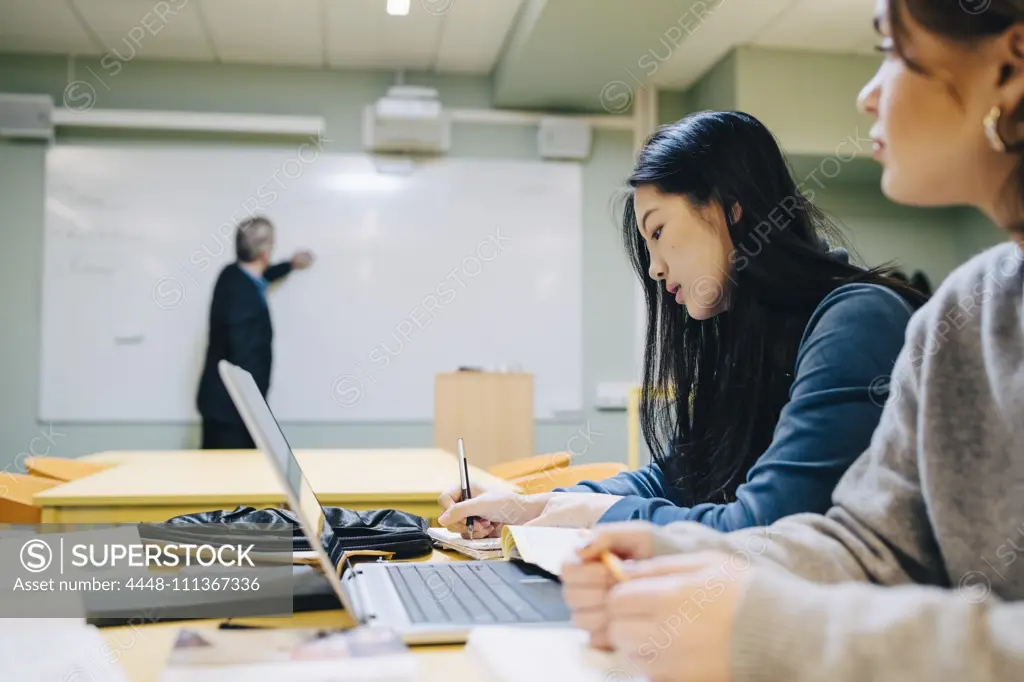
433,371,534,471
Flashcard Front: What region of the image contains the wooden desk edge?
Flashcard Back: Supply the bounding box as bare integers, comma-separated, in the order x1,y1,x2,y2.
33,490,476,508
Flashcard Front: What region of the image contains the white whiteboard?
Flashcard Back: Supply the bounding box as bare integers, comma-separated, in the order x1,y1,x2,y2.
40,145,583,422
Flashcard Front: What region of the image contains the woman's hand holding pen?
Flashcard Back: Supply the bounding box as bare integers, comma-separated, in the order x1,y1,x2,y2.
438,486,624,538
437,484,553,538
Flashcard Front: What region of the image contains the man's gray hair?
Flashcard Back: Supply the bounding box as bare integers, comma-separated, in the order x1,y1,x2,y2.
236,216,274,263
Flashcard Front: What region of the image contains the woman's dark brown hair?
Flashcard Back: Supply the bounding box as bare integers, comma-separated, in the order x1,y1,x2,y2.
891,0,1018,56
891,1,1024,226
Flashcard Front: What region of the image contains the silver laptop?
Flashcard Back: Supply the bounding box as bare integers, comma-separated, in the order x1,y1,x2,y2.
218,360,572,644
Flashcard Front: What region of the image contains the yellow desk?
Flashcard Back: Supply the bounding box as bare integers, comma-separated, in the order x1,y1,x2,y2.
35,449,511,524
102,549,490,682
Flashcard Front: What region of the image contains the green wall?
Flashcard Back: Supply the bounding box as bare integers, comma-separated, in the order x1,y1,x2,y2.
813,184,964,282
688,49,738,113
0,49,1003,473
0,53,637,472
735,47,880,157
657,89,690,127
957,207,1009,260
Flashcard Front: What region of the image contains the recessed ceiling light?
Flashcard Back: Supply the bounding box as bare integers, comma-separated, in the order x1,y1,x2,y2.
387,0,411,16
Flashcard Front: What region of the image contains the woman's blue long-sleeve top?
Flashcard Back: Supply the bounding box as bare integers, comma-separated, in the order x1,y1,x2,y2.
556,283,915,531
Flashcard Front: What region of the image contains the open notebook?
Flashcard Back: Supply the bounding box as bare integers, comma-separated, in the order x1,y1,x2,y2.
468,627,649,682
427,528,503,560
429,526,590,576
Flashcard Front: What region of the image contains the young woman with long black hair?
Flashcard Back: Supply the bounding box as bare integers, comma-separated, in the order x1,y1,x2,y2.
438,110,927,536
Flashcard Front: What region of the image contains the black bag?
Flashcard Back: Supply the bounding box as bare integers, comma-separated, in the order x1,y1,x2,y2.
144,505,434,566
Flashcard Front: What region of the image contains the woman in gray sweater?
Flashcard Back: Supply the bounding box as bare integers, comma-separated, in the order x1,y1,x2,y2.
561,2,1024,681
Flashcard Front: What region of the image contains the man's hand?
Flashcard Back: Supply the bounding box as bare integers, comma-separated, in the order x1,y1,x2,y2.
291,251,315,270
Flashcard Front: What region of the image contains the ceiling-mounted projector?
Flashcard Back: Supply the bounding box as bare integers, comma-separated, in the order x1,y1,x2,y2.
363,85,450,154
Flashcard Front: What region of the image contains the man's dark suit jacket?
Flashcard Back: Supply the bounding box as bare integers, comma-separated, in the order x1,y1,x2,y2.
196,262,292,426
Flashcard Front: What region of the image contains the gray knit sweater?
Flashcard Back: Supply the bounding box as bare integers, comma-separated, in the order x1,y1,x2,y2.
651,241,1024,682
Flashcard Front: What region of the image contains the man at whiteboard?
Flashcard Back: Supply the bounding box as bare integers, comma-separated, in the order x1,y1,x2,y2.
196,216,314,449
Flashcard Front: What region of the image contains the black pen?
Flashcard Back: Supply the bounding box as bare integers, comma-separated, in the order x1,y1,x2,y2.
457,437,477,534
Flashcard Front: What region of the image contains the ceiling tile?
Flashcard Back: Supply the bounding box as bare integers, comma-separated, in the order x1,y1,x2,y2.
72,0,215,61
199,0,323,67
753,0,876,53
325,0,441,71
435,0,524,74
0,0,98,55
645,0,798,88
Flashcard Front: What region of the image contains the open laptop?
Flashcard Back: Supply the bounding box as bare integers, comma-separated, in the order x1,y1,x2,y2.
218,360,572,644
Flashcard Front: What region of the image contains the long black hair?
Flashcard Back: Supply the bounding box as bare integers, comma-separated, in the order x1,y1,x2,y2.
624,111,928,506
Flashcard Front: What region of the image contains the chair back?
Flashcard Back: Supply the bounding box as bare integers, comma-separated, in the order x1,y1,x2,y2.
513,462,630,495
0,473,62,524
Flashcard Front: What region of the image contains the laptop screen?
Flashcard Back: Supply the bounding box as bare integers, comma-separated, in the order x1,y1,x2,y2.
217,362,340,564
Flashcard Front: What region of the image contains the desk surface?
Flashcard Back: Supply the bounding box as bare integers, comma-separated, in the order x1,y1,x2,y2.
102,549,490,682
104,615,486,682
35,448,507,506
34,449,512,524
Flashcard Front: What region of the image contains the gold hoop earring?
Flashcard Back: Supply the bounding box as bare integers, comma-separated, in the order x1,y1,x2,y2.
984,106,1008,153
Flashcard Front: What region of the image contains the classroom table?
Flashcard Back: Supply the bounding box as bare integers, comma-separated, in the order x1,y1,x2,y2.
102,549,493,682
33,449,511,524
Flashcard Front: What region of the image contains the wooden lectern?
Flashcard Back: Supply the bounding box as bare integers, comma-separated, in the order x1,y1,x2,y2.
434,371,534,471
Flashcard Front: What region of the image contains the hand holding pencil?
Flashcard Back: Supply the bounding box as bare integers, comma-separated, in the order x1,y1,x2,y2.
560,522,658,650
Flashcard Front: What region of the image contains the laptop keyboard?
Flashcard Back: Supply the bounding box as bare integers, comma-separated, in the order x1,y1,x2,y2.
388,563,546,624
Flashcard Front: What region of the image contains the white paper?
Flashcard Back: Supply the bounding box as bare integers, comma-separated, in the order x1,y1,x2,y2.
159,657,420,682
468,627,648,682
504,526,590,577
0,624,131,682
428,528,502,552
0,617,87,630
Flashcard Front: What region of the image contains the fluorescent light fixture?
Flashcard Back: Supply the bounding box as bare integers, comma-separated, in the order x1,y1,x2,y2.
387,0,411,16
51,108,325,137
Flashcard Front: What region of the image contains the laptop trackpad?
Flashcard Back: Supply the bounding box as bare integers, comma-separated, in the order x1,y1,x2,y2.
493,562,571,620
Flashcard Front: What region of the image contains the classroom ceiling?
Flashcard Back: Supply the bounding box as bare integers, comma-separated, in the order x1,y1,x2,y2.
0,0,880,111
751,0,879,55
0,0,526,72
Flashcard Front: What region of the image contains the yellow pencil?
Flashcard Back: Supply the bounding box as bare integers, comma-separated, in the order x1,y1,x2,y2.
601,551,629,583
